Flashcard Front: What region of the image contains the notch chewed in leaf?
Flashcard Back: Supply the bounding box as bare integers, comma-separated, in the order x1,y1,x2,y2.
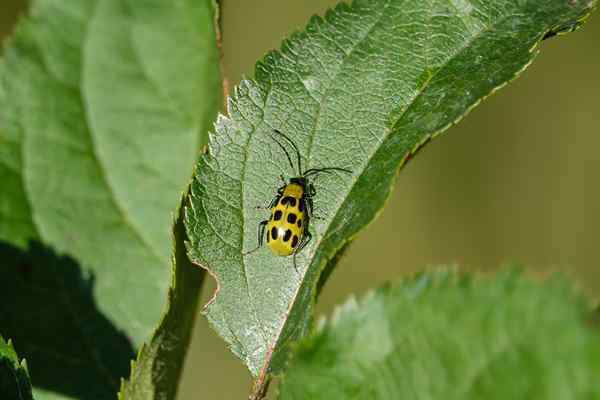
185,0,595,383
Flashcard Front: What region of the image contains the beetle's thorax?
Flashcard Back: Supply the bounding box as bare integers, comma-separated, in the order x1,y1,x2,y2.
282,182,304,198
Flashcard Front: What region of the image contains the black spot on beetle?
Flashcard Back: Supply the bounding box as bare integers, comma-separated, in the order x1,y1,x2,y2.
273,210,283,221
297,219,302,228
291,235,299,248
271,227,278,240
287,213,297,224
283,229,292,242
281,196,297,207
298,200,304,212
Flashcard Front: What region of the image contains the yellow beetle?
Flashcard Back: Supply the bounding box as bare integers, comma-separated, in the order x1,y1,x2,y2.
263,176,309,256
250,129,351,269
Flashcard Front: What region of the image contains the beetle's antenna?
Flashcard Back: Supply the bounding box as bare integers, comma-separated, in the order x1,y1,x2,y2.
269,133,295,172
292,253,300,274
303,167,352,178
242,246,261,256
272,129,302,175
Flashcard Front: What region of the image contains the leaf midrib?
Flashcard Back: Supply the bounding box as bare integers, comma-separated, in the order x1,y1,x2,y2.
234,3,395,375
82,1,170,266
239,79,278,356
270,5,519,372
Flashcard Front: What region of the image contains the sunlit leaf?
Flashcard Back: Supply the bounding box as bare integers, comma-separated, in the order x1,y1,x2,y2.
185,0,596,383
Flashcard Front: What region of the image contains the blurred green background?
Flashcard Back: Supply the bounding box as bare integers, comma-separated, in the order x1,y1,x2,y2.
2,1,599,399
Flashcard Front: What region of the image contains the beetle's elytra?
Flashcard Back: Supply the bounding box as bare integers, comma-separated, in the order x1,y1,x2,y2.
246,129,351,271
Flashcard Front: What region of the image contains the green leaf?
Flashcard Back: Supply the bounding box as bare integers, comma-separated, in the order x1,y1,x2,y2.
279,269,600,399
0,336,34,400
185,0,596,383
0,0,221,398
118,191,206,400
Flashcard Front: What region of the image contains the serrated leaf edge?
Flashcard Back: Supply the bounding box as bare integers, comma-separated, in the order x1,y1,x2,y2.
185,0,598,392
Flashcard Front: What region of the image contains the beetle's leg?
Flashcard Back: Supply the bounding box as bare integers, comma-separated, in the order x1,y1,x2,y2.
302,194,313,217
300,196,321,220
258,220,268,246
243,220,268,256
296,230,312,253
304,193,327,220
270,195,281,208
255,194,281,211
291,231,312,274
292,254,299,274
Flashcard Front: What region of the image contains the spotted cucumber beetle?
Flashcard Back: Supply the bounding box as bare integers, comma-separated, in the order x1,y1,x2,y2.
246,129,351,270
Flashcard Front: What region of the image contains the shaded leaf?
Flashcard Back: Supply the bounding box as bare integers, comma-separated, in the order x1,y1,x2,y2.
0,241,135,399
185,0,596,382
0,336,34,400
118,191,206,400
0,0,221,397
279,269,600,399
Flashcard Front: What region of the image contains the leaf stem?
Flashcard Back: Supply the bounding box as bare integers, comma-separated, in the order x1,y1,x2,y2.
249,375,271,400
214,0,230,107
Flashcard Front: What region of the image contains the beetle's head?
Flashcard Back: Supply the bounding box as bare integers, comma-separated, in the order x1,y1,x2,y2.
290,176,307,187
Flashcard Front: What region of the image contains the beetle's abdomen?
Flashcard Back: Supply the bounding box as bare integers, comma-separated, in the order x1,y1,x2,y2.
266,184,305,256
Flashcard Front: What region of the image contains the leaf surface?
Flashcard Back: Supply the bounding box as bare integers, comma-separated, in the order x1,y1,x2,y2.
185,0,596,380
0,336,34,400
118,193,206,400
0,242,135,399
0,0,220,397
279,270,600,399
